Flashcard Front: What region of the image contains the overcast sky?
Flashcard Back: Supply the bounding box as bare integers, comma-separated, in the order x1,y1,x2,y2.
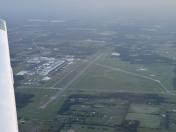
0,0,176,20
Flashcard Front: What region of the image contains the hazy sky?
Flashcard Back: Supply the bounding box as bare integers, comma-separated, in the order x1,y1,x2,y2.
0,0,176,20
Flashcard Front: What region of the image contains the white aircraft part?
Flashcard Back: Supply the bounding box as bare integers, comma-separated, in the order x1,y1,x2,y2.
0,19,18,132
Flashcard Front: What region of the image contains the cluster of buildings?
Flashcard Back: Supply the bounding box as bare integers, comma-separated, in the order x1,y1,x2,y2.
16,56,75,81
34,57,66,76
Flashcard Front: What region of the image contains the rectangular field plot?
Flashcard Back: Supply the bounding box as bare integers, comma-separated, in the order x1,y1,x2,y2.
126,104,161,129
126,113,161,129
129,104,160,114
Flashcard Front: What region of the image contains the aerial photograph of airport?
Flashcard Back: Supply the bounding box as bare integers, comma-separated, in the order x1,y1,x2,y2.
1,0,176,132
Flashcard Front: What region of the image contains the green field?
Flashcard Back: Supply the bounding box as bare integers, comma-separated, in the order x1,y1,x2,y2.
126,113,160,129
126,104,161,129
16,88,64,120
129,104,160,114
96,52,175,92
71,64,164,93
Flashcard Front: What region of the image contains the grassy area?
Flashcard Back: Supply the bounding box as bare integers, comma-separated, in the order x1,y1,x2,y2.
126,104,161,129
71,64,163,93
97,52,175,91
126,113,161,129
129,104,160,114
16,88,64,120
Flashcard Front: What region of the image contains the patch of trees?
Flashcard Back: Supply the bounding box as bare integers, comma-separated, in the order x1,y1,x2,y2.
121,120,140,132
58,97,84,114
15,92,34,109
109,92,166,105
115,46,173,65
14,75,24,88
